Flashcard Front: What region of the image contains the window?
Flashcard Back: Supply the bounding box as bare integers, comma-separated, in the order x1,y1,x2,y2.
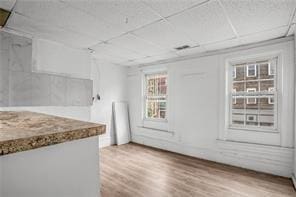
232,67,236,79
246,114,257,122
144,72,167,120
232,89,236,104
268,62,276,75
268,87,274,104
246,88,256,104
229,57,277,131
247,64,257,77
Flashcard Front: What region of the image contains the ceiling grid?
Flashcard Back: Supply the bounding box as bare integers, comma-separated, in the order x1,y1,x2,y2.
0,0,295,66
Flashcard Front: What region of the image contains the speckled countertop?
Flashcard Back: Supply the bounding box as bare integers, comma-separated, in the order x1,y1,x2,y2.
0,111,106,156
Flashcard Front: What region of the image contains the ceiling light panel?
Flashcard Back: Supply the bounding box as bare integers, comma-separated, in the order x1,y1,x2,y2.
133,19,195,49
220,0,296,36
167,0,236,45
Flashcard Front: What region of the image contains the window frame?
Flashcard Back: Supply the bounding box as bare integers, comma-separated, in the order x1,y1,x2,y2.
232,88,236,104
268,62,275,76
246,88,257,104
226,54,279,133
142,71,168,122
232,67,236,79
268,87,275,104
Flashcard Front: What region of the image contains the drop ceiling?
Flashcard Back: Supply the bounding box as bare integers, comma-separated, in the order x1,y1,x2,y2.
0,0,295,66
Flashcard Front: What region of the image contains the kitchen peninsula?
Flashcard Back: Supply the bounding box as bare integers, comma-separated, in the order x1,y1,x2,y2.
0,111,106,197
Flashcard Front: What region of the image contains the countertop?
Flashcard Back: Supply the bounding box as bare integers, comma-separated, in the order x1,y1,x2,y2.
0,111,106,156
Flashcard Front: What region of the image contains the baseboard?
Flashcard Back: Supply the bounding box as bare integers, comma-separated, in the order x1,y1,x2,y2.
292,174,296,189
132,134,293,177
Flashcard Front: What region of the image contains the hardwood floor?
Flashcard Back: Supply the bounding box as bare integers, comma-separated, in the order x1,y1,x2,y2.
100,143,295,197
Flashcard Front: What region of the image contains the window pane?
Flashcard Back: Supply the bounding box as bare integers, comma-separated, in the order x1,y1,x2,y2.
229,57,277,131
232,97,245,126
246,88,259,126
146,99,166,119
145,73,167,120
259,61,274,79
146,74,167,96
247,64,257,77
258,95,274,128
233,65,244,82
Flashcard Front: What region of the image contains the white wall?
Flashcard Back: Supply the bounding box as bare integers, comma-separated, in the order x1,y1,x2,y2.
1,34,129,147
32,38,91,79
91,59,128,147
128,37,295,177
1,37,93,120
23,38,92,120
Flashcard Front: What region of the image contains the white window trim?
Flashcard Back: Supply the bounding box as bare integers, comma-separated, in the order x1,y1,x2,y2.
268,62,275,76
233,67,236,79
142,71,168,122
268,87,274,104
246,88,257,104
247,64,257,77
224,52,280,134
232,89,236,104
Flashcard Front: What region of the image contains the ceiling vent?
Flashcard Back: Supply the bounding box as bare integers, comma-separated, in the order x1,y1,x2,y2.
0,8,11,29
175,45,190,50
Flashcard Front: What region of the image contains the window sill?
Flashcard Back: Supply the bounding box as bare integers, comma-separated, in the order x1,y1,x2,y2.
143,118,168,123
228,126,279,133
137,126,173,134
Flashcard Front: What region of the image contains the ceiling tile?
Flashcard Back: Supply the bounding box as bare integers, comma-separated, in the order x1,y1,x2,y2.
0,0,16,10
293,11,296,24
287,24,295,36
167,0,236,44
120,60,140,66
92,42,146,60
142,0,207,17
220,0,296,36
92,51,128,65
6,12,98,48
109,33,167,56
133,52,179,64
239,26,288,45
203,38,241,51
133,19,196,50
62,0,161,33
14,0,67,22
14,0,121,41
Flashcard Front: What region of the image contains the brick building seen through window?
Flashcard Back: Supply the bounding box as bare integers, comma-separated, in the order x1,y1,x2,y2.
145,73,167,120
230,58,277,129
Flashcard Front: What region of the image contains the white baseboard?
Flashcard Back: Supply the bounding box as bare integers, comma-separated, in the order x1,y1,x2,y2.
132,134,293,177
292,174,296,189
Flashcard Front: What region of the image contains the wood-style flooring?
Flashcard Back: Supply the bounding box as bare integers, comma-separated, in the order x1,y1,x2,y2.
100,143,295,197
